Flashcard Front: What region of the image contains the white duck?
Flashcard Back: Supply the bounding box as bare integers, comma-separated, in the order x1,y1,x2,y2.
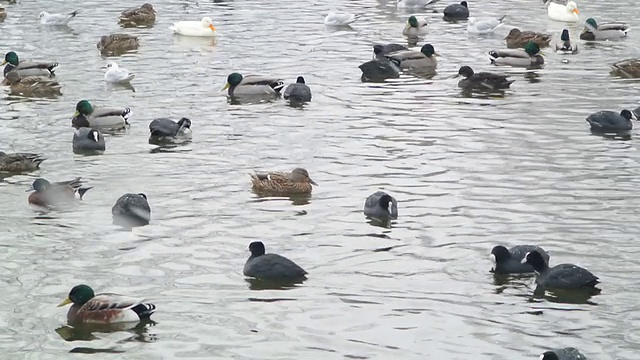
545,0,580,23
169,17,217,37
324,12,358,26
467,16,505,34
104,62,134,84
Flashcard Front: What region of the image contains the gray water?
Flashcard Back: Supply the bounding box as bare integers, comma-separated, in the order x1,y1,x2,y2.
1,0,640,358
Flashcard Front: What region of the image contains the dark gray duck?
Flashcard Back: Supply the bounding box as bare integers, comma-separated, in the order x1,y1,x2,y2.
541,347,587,360
112,193,151,227
363,191,398,221
243,241,307,281
456,66,514,91
373,44,408,59
490,245,549,274
359,59,400,82
149,117,191,139
443,1,469,20
521,250,600,290
586,110,635,133
0,151,45,172
72,128,105,154
283,76,312,103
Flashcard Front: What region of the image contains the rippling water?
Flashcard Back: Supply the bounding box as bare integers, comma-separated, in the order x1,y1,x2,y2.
1,0,640,358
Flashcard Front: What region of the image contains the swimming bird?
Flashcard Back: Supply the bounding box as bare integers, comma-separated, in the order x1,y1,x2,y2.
104,61,135,84
0,7,7,21
283,76,312,104
97,34,140,55
456,66,514,91
112,193,151,227
27,177,92,207
364,191,398,221
0,151,45,173
358,59,401,82
505,28,551,48
37,10,78,25
586,109,635,133
373,44,408,59
324,12,358,26
490,245,549,274
3,71,62,97
580,18,629,41
545,0,579,23
555,29,578,54
443,1,469,20
73,128,105,154
610,59,640,78
489,41,544,68
249,167,317,196
169,17,216,37
397,0,439,9
402,16,428,37
2,51,57,78
540,348,587,360
243,241,308,281
149,117,192,141
467,16,505,34
385,43,437,71
58,284,156,325
521,250,599,291
222,73,285,98
119,3,156,27
72,100,131,130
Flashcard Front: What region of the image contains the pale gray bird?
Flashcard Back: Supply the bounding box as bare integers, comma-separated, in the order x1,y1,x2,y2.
37,10,78,25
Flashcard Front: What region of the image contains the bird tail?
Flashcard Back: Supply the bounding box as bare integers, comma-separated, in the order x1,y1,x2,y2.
132,303,156,319
76,187,93,200
498,15,506,23
69,10,79,17
122,108,132,124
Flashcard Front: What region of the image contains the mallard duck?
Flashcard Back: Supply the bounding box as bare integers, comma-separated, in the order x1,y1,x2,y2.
0,7,6,21
385,43,437,70
580,18,628,41
443,1,469,20
505,28,551,48
104,62,135,84
222,73,285,97
364,191,398,221
489,41,544,68
73,128,105,154
2,51,58,78
540,348,587,360
402,16,428,37
112,193,151,227
586,110,635,133
58,285,156,324
544,0,579,23
97,34,139,55
119,3,156,27
27,177,92,207
149,117,192,141
72,100,131,130
397,0,438,9
0,151,45,173
467,16,505,34
555,29,578,54
456,66,514,90
610,59,640,78
169,17,216,37
373,44,408,59
244,241,307,281
283,76,312,103
490,245,549,274
249,167,317,195
37,10,78,25
4,71,62,97
324,12,358,26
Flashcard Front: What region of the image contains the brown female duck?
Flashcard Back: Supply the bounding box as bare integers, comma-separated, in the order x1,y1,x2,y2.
0,151,45,173
505,28,551,48
250,167,317,195
4,71,62,97
610,59,640,78
97,34,140,55
119,3,156,27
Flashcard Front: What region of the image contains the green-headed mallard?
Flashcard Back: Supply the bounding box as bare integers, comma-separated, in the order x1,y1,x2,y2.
505,28,551,48
402,16,428,37
222,73,284,97
489,41,544,68
2,51,57,78
610,59,640,78
0,7,6,21
72,100,131,130
456,66,514,91
4,71,62,97
586,110,635,133
0,151,45,173
385,43,437,70
58,284,156,325
97,34,140,55
249,167,317,195
580,18,628,41
555,29,578,54
119,3,156,27
27,177,92,207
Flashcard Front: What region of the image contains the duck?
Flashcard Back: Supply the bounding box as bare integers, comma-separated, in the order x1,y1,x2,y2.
545,0,579,23
283,76,312,104
490,245,549,274
467,16,505,34
58,284,156,325
555,29,578,54
169,17,216,37
540,348,587,360
397,0,438,9
249,167,317,196
3,71,62,97
521,250,599,291
373,43,408,59
72,100,131,130
610,59,640,78
2,51,58,78
0,7,7,21
112,193,151,227
37,10,78,25
580,17,628,41
359,59,401,82
243,241,308,281
149,117,192,141
443,1,469,20
364,191,398,221
324,12,358,26
586,109,635,133
104,61,135,84
73,128,105,154
489,41,544,68
97,34,140,55
385,43,437,71
402,16,428,37
0,151,45,173
456,66,514,91
27,177,92,207
119,3,156,27
222,73,285,98
505,28,551,48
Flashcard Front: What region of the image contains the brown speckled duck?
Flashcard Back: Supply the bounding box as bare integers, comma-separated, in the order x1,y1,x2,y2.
250,168,317,195
0,7,7,21
610,59,640,78
0,151,45,173
4,71,62,97
119,3,156,27
505,28,551,48
97,34,140,55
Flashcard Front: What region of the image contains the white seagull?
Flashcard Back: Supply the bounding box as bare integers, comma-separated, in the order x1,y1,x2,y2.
37,10,79,25
467,16,506,34
324,12,358,26
104,62,135,84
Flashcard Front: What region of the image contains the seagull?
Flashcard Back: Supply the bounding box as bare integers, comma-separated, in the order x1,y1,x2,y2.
467,16,506,34
104,62,135,84
37,10,79,25
324,12,358,26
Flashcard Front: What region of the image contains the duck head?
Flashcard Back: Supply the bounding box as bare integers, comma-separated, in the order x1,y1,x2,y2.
249,241,266,257
74,100,94,117
296,76,306,84
1,51,19,66
560,29,570,41
177,117,192,130
407,16,421,28
290,168,317,185
222,72,243,91
585,17,597,31
520,250,547,272
420,44,435,57
567,1,579,15
200,16,216,31
58,284,95,307
457,65,475,78
28,178,52,192
524,41,541,56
